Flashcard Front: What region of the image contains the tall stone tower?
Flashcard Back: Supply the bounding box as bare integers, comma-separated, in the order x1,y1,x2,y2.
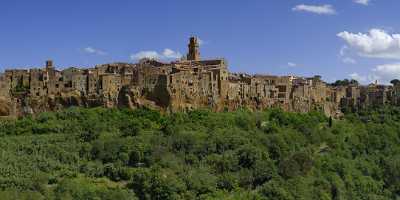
45,60,56,95
187,37,200,61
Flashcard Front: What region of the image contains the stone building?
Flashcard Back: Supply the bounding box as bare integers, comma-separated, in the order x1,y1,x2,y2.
0,37,398,117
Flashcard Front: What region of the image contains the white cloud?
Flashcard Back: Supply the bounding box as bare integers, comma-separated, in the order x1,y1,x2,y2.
162,49,182,59
371,63,400,84
340,46,348,56
287,62,297,67
292,4,336,15
130,51,160,60
130,49,182,61
339,46,357,64
349,73,367,82
350,63,400,85
354,0,370,5
198,38,204,46
342,57,357,64
83,47,107,56
337,29,400,59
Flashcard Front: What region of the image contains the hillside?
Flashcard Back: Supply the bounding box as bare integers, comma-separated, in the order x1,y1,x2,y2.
0,107,399,199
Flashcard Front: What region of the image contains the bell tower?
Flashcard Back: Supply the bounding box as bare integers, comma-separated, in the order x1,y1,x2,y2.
187,37,200,61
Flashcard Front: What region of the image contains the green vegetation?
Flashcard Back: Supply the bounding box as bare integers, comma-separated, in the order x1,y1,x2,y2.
13,84,29,93
330,79,359,86
0,106,400,199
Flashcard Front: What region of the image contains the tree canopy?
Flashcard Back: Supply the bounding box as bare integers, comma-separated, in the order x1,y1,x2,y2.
0,106,399,199
330,79,359,86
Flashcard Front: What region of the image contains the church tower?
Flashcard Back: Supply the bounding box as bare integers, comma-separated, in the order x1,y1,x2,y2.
187,37,200,61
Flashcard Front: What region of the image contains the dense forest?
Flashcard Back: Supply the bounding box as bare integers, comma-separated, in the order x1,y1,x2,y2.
0,106,400,199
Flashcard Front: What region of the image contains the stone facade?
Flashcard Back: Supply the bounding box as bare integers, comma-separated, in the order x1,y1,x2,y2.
0,37,397,117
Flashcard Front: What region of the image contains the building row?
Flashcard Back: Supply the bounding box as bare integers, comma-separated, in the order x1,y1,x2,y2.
0,37,399,116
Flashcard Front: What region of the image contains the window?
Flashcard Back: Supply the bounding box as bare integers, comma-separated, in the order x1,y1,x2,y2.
277,86,287,93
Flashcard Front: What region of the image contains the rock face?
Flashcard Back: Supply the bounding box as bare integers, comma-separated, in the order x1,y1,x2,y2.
0,98,11,116
0,37,398,117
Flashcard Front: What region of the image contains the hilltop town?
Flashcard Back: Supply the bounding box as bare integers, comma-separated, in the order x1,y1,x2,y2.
0,37,399,117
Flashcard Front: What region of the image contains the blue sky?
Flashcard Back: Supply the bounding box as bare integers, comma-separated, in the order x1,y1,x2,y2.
1,0,400,84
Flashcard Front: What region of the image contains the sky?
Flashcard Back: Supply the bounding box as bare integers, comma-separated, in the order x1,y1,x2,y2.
1,0,400,84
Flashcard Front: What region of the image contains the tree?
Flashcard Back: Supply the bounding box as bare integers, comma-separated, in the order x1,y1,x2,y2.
331,79,359,86
128,168,186,200
390,79,400,86
279,152,313,179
